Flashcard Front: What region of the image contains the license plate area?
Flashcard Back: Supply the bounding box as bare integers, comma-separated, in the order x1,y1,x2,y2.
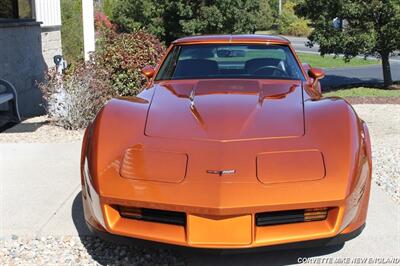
187,214,252,246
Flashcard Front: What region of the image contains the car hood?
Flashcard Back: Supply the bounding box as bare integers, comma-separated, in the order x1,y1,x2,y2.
145,79,304,141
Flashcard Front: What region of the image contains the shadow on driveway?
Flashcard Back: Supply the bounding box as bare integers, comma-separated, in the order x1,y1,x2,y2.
71,191,344,265
321,75,382,90
71,191,91,236
0,117,48,133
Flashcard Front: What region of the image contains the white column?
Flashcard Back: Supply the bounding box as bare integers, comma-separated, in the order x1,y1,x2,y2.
35,0,62,27
82,0,95,61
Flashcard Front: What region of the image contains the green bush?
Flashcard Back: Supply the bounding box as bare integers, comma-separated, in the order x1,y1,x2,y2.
102,0,118,18
284,19,312,37
95,29,166,96
279,1,311,37
61,0,84,64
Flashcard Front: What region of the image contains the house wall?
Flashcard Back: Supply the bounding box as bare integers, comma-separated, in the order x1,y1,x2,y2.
35,0,63,68
0,22,47,117
0,0,63,118
41,27,63,67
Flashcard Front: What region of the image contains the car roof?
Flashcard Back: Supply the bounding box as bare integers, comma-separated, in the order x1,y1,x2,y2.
173,34,290,45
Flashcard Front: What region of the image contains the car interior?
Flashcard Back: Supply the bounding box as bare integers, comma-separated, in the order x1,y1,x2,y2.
156,44,304,80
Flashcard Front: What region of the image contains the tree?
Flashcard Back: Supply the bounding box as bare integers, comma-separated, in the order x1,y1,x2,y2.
60,0,84,64
110,0,165,38
296,0,400,87
279,1,311,37
109,0,274,44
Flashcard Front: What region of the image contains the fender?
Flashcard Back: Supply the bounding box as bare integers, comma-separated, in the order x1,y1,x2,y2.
84,90,154,191
304,97,367,198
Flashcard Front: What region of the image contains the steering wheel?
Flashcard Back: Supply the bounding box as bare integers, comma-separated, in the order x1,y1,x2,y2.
253,66,287,77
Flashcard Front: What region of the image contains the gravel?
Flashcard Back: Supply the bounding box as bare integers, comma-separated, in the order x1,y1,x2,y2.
0,236,186,265
352,104,400,203
0,104,398,265
345,96,400,105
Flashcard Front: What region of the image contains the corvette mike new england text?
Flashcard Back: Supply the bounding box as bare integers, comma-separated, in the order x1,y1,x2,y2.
298,257,400,264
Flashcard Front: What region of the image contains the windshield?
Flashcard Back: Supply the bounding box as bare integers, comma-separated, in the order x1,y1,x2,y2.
155,44,305,81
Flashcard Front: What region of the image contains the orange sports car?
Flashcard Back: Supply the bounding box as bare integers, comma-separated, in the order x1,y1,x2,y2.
81,35,372,250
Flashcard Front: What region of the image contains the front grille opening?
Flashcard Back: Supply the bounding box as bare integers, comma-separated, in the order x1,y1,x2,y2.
256,207,328,226
118,206,186,226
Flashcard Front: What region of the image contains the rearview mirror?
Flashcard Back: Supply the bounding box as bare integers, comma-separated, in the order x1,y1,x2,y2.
141,66,155,80
216,49,246,58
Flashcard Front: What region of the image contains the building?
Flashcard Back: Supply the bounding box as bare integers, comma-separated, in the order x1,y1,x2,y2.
0,0,63,117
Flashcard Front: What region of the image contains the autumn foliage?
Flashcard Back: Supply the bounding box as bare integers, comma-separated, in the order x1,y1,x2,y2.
95,29,165,96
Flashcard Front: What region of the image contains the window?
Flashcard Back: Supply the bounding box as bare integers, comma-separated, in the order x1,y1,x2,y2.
0,0,34,20
155,44,305,81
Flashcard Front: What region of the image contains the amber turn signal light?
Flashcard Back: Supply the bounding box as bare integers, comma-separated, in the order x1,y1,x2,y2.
304,207,328,222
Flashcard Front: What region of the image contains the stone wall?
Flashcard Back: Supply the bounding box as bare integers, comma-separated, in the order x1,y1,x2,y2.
0,21,47,117
41,26,63,68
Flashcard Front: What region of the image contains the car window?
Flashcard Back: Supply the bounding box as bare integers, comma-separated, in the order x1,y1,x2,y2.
155,44,305,81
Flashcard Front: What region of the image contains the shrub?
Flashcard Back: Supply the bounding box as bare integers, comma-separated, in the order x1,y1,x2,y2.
101,0,118,18
279,1,312,37
284,20,312,37
95,29,166,96
39,63,114,130
61,0,84,64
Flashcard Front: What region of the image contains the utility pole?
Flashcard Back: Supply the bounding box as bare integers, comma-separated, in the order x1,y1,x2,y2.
279,0,282,15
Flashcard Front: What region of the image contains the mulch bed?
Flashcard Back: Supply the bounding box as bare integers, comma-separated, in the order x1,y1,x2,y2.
345,97,400,104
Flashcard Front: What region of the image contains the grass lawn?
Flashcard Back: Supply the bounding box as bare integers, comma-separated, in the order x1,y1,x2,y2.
323,87,400,97
297,53,379,68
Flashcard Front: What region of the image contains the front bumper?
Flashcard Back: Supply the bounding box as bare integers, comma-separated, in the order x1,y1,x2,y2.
82,176,370,249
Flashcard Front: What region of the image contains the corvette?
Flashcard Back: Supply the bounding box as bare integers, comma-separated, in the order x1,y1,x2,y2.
81,35,372,249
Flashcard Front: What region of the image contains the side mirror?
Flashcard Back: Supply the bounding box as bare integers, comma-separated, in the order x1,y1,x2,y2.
141,66,155,80
308,68,325,80
307,68,325,98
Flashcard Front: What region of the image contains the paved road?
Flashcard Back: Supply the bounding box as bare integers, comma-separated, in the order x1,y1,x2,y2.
285,36,320,54
1,142,399,264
